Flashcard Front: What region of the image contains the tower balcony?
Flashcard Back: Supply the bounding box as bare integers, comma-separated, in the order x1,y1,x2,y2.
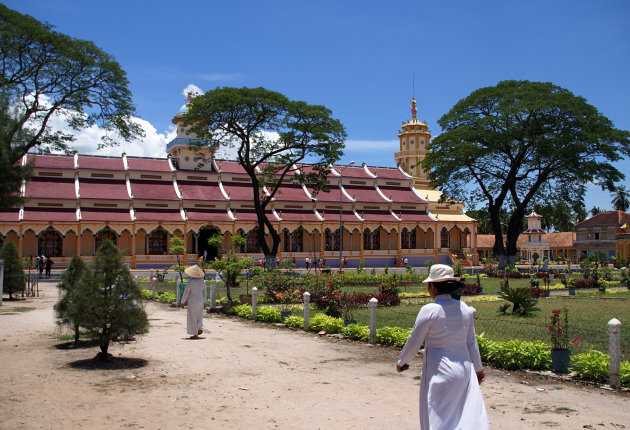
166,137,207,152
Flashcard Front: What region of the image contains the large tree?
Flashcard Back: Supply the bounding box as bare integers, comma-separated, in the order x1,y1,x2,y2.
425,80,630,268
0,5,143,208
184,87,346,268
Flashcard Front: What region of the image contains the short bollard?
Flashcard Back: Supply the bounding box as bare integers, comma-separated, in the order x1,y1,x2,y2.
251,287,258,321
209,282,216,309
368,297,378,344
608,318,621,389
303,291,311,330
151,277,156,299
176,279,182,306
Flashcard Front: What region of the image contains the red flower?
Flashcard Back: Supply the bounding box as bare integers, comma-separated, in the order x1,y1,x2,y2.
552,310,559,314
548,326,553,331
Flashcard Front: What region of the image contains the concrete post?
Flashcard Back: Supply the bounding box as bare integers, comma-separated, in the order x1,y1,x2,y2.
303,291,311,330
151,277,156,299
209,282,216,309
176,279,182,306
608,318,621,389
252,287,258,320
369,297,378,344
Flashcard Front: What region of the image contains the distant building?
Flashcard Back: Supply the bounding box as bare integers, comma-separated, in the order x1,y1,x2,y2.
574,210,630,261
0,96,477,269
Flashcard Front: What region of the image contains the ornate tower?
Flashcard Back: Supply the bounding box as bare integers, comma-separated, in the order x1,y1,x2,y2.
166,92,213,171
394,97,432,188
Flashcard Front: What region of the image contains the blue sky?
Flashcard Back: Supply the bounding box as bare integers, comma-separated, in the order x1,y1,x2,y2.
6,0,630,212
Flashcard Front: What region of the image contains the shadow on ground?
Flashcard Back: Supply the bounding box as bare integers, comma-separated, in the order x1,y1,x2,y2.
67,356,149,370
55,339,100,350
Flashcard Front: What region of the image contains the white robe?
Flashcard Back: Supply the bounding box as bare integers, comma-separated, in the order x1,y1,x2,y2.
181,278,207,336
397,295,489,430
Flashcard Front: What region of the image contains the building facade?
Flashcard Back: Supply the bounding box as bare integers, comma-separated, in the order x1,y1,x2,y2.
0,98,478,269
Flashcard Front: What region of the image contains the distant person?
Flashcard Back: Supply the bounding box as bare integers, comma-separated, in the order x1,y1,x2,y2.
305,257,310,270
38,256,44,278
181,265,207,339
45,256,53,278
396,264,488,429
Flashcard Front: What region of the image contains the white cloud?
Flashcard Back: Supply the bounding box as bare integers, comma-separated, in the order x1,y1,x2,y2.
181,84,203,98
46,113,176,158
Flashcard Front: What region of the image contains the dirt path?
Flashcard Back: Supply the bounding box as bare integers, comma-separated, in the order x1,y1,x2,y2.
0,281,628,429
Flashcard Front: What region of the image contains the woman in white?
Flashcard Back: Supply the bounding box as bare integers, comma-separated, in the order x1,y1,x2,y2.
396,264,488,429
181,265,207,339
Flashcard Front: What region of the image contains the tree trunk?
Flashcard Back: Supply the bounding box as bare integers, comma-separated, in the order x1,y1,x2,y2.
496,253,517,270
74,324,80,344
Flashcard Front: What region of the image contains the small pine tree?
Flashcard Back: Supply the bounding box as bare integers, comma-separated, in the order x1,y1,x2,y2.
54,256,89,344
0,241,25,299
74,239,148,358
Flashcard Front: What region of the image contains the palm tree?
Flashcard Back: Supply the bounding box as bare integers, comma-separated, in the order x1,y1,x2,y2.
590,206,602,217
611,185,630,212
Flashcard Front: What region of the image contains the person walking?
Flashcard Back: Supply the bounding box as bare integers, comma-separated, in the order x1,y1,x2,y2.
181,265,207,339
396,264,488,429
45,256,53,279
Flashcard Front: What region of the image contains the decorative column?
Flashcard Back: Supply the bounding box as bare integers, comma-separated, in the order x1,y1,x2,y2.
131,225,137,269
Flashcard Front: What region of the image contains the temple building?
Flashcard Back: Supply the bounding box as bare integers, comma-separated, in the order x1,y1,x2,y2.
0,97,478,269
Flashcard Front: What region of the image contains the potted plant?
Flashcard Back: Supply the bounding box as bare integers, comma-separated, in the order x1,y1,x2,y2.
340,292,356,326
547,307,579,374
566,277,576,296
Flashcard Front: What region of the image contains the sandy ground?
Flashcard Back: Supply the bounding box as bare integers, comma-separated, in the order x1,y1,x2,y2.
0,281,628,430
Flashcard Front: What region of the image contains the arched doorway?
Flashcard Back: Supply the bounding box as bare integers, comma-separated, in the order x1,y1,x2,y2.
198,226,219,261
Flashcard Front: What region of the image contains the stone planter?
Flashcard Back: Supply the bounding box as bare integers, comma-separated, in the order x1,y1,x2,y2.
568,287,576,296
551,348,571,374
280,310,292,321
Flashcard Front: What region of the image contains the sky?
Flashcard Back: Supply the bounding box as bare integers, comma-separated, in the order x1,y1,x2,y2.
5,0,630,212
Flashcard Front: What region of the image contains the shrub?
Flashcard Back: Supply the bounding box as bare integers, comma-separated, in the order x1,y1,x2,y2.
284,315,303,329
498,286,540,316
342,324,369,342
308,314,344,333
256,306,281,323
157,291,176,304
477,334,551,370
375,327,412,347
571,278,599,289
571,350,609,383
230,304,252,319
140,289,153,300
0,241,25,299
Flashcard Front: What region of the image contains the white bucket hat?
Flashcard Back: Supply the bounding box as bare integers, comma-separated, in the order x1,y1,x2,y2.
423,264,461,283
184,265,205,279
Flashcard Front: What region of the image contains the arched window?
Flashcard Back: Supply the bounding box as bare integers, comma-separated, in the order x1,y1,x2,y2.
147,227,168,255
38,228,62,257
401,228,416,249
284,228,304,252
95,227,117,253
364,228,380,250
440,228,449,248
245,229,260,253
325,229,340,251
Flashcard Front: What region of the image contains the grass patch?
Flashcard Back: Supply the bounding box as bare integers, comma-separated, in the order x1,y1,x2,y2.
0,306,35,314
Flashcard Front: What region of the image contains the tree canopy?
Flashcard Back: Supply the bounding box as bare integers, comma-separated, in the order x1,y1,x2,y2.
425,80,630,267
0,5,142,208
611,185,630,212
184,87,346,267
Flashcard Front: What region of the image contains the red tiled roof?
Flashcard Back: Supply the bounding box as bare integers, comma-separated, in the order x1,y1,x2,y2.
185,208,232,222
344,185,385,203
27,154,75,169
24,177,76,200
126,157,172,172
80,208,131,222
272,184,313,202
0,209,19,222
397,210,433,222
310,185,352,203
577,210,630,228
130,180,179,201
334,165,372,179
378,185,426,204
216,160,247,174
371,167,410,180
221,182,255,200
22,207,77,222
77,156,124,171
79,178,129,200
231,209,274,221
477,232,576,249
276,209,320,222
133,208,183,222
177,181,225,201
